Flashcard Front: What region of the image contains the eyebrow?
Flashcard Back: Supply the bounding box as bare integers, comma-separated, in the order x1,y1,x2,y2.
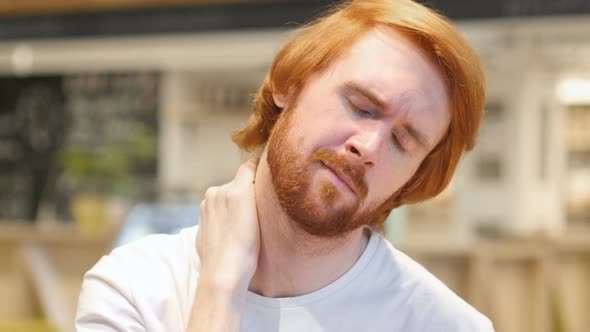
344,81,432,151
344,82,386,110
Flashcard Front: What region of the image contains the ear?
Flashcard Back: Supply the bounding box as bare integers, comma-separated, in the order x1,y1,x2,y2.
272,92,288,109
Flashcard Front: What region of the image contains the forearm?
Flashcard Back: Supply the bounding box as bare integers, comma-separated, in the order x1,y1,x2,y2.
188,160,259,331
186,275,248,332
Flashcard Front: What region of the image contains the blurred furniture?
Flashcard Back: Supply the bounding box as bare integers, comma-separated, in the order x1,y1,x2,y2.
0,222,112,332
0,203,198,331
0,219,589,332
400,233,590,332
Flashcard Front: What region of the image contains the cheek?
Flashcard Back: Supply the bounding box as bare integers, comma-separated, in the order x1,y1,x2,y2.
298,116,352,150
368,158,422,201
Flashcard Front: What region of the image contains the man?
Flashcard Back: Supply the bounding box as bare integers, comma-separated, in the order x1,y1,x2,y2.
77,0,492,331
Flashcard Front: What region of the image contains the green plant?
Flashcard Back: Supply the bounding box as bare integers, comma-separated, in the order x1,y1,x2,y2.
59,125,156,198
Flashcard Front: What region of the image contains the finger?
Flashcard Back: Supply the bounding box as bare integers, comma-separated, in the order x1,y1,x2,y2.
204,186,219,200
199,199,207,220
233,159,258,187
204,186,222,216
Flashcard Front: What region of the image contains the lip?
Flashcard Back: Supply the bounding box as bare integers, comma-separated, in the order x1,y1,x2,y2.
320,161,356,194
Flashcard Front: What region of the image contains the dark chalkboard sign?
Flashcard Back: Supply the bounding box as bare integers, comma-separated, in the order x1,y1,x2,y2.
0,76,66,220
54,72,160,222
0,72,159,222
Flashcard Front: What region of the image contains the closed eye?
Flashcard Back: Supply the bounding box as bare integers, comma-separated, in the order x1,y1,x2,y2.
393,128,415,153
346,98,373,117
392,133,406,152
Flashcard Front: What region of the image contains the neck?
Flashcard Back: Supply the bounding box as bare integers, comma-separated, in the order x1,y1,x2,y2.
249,150,370,298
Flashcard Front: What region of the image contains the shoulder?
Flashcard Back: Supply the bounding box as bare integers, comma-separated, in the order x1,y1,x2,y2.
88,225,199,284
76,226,200,330
370,234,494,331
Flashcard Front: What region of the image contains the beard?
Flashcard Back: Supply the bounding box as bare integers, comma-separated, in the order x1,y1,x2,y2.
266,110,388,238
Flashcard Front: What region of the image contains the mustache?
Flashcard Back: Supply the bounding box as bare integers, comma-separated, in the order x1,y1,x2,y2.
311,149,368,198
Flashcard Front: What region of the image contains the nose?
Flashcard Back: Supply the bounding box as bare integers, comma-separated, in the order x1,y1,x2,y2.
344,127,384,168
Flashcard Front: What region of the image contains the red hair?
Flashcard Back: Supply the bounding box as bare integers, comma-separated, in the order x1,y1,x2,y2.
233,0,485,220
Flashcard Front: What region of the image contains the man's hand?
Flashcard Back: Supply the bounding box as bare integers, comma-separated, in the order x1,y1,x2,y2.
187,159,259,332
197,159,260,288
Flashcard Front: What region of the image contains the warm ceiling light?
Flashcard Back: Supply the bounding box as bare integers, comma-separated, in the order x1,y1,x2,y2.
557,79,590,104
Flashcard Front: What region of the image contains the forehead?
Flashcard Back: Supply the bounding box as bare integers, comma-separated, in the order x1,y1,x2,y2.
326,27,451,144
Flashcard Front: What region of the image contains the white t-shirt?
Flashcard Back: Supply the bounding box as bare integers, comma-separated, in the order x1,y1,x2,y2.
76,226,494,331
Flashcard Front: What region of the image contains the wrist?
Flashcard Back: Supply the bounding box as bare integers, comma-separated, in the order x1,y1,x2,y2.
199,252,257,289
199,269,251,297
189,270,249,331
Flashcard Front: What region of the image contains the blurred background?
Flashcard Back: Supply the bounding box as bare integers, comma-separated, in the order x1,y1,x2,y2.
0,0,589,331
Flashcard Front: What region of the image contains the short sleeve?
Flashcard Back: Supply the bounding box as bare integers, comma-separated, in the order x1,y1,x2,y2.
75,255,146,332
